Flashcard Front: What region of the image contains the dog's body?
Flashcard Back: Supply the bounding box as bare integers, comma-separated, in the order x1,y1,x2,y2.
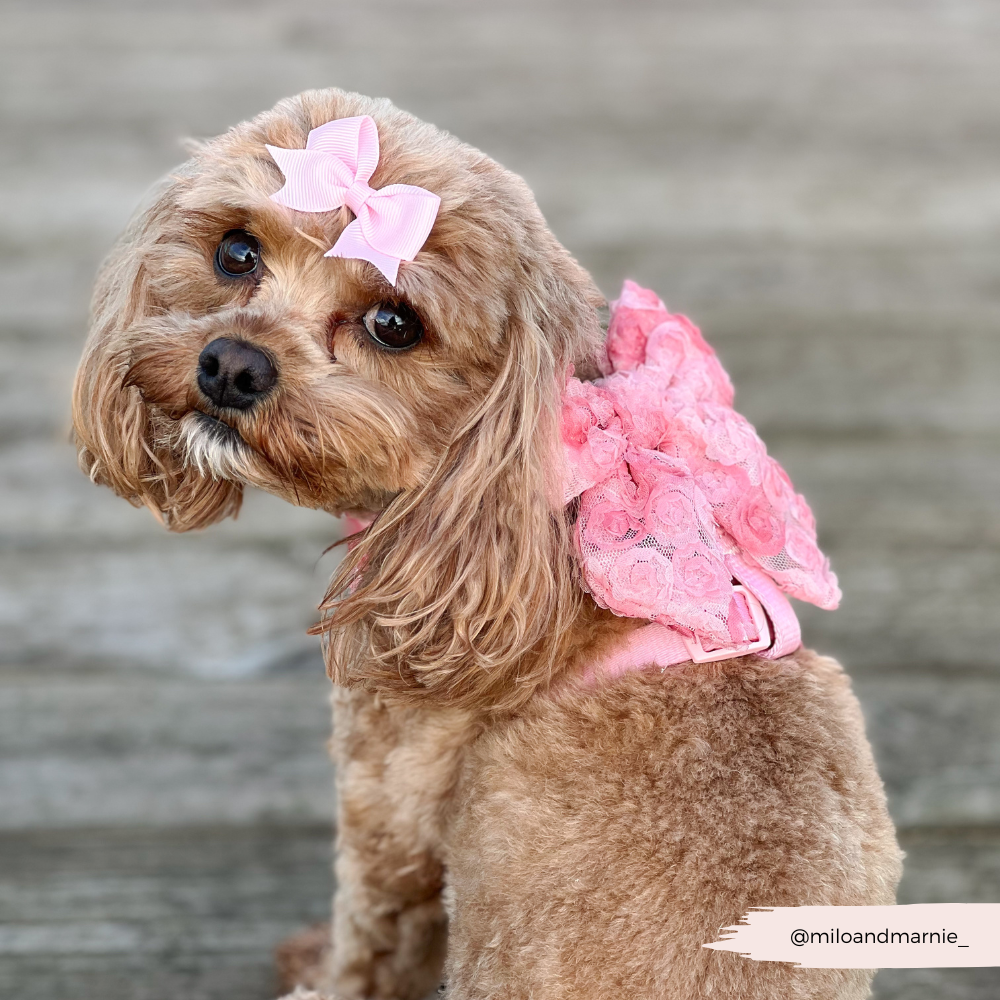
72,88,901,999
321,650,898,1000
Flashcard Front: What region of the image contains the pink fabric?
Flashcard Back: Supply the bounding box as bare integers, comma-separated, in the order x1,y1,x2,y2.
585,623,692,684
266,116,441,285
727,557,802,660
563,280,839,655
340,511,377,538
582,575,800,686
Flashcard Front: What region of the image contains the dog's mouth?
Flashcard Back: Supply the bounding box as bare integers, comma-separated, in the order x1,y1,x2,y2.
192,410,245,445
178,410,254,481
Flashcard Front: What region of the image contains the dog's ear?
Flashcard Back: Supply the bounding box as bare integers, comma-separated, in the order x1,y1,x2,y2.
317,255,604,711
72,180,243,531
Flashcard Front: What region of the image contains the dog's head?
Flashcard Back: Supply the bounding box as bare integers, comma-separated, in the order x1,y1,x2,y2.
73,88,606,707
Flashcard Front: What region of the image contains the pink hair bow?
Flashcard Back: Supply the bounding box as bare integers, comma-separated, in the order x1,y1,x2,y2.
265,115,441,285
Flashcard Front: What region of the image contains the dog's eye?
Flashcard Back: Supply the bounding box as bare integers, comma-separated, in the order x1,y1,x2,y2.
215,230,261,278
362,303,424,351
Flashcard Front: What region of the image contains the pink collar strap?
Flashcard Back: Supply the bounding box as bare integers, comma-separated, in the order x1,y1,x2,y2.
564,282,840,678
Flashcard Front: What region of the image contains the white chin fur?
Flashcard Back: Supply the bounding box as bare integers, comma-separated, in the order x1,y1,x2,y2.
178,412,253,481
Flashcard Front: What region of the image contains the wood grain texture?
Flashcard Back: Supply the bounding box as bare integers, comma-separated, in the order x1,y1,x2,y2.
1,0,999,995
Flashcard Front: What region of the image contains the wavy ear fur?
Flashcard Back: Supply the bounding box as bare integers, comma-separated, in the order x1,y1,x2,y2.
317,270,604,712
72,178,243,532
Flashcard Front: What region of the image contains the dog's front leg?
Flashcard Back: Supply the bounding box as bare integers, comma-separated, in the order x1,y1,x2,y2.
325,686,474,1000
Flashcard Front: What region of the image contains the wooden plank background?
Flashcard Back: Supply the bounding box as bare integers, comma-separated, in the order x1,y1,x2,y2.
2,0,1000,996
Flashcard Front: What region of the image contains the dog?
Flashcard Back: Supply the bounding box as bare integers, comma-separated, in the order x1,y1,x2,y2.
72,87,902,999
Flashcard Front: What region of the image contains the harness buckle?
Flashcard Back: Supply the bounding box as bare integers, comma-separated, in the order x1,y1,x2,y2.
681,585,772,663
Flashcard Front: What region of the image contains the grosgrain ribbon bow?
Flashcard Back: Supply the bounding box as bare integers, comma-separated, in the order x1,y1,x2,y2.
265,115,441,285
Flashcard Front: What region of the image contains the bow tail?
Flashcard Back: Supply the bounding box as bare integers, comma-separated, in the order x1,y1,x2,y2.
326,221,401,285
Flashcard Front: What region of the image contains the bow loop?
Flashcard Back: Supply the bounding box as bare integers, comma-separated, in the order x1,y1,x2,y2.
352,183,444,266
305,114,378,184
266,115,440,285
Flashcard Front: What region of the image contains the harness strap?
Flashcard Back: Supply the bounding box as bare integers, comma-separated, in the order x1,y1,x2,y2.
584,558,801,684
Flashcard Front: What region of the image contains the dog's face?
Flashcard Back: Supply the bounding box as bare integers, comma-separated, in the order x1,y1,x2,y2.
74,88,600,529
73,89,604,705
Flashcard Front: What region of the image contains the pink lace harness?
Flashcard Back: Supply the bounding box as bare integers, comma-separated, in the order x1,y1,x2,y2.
563,281,840,680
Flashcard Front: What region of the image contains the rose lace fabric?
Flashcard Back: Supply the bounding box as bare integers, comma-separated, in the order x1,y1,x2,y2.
563,281,840,651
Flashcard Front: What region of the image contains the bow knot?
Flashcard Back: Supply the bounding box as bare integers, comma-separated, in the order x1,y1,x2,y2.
266,115,441,285
345,178,375,216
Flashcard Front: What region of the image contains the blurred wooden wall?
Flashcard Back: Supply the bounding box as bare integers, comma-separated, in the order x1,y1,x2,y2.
2,2,999,996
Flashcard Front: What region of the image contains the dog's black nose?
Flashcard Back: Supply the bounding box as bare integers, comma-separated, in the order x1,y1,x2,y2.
197,338,277,410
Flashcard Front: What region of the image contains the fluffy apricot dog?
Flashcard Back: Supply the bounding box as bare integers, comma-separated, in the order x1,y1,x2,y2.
73,88,901,999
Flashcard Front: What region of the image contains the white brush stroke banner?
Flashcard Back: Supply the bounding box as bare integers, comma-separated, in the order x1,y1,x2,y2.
704,905,1000,968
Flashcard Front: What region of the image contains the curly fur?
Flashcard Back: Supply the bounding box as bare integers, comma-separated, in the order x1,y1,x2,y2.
72,87,901,998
